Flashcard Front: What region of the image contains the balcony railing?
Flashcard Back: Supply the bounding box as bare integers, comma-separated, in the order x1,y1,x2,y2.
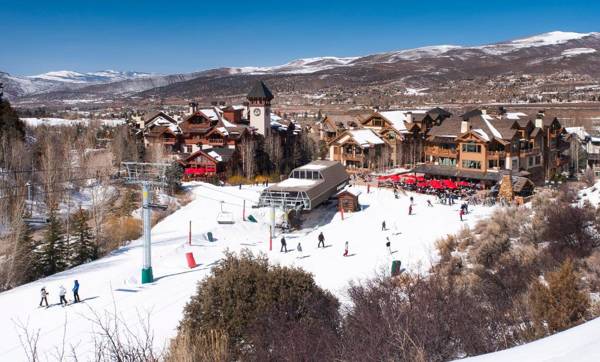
425,146,457,157
487,150,506,158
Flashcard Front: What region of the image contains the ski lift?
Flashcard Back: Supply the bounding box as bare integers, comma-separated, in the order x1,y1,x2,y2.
216,201,235,225
23,181,49,225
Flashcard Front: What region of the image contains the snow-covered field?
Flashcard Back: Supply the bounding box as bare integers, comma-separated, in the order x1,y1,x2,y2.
0,183,494,360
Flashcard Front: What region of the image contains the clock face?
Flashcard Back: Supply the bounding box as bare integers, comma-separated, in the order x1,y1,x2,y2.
253,108,262,116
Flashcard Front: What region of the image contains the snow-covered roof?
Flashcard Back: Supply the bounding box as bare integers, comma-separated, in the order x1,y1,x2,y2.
298,164,328,171
473,128,490,141
346,129,385,147
504,112,527,120
565,127,591,142
337,186,362,197
199,108,221,121
276,178,319,188
379,110,427,133
481,114,503,139
207,151,223,162
216,127,229,136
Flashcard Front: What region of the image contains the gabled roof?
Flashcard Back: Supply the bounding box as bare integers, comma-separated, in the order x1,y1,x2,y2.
247,81,274,100
330,129,386,148
143,111,177,125
429,111,519,142
426,107,452,120
377,110,428,134
143,112,180,135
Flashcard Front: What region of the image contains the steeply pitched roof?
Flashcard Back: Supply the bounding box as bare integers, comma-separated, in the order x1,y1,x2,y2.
247,81,274,100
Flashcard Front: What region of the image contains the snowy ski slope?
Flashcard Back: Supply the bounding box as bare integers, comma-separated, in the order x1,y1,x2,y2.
0,182,494,360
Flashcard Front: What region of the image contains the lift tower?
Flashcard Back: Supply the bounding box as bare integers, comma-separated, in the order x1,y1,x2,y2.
122,162,169,284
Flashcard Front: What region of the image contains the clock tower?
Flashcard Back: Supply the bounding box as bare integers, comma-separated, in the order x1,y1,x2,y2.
247,80,274,136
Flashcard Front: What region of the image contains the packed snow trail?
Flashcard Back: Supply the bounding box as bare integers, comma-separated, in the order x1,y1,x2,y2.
0,183,494,361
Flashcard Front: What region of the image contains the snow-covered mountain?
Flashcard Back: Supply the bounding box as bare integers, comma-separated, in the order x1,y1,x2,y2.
3,30,600,102
27,70,155,84
1,70,158,98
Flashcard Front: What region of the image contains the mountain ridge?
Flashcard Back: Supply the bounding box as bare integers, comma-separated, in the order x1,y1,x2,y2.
3,31,600,103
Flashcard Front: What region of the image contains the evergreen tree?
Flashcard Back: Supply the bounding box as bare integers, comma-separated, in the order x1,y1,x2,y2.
38,207,68,276
165,161,184,194
0,99,26,141
11,217,39,286
69,207,97,266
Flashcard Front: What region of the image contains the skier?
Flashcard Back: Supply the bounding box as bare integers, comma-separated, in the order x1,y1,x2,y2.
427,200,433,207
408,204,413,215
58,285,68,306
343,241,349,257
394,189,399,199
73,280,80,303
318,232,325,248
386,237,392,254
381,220,386,231
297,242,303,258
280,236,288,253
410,196,414,204
459,208,464,221
39,287,49,308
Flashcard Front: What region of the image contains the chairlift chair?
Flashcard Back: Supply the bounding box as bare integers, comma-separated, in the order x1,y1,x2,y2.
216,201,235,225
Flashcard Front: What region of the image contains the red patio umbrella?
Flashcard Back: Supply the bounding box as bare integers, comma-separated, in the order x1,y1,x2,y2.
390,175,401,182
443,179,457,189
404,177,416,184
416,181,428,188
429,180,443,189
457,181,471,187
377,175,389,181
416,176,426,182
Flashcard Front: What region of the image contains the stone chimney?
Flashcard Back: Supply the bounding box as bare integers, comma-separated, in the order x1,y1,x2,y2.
535,110,545,128
498,173,514,202
460,120,471,134
188,101,198,115
406,111,413,123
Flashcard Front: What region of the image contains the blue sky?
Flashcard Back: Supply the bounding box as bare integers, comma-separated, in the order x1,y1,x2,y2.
0,0,598,75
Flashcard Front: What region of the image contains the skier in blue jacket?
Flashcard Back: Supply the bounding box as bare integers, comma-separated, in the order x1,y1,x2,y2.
73,280,80,303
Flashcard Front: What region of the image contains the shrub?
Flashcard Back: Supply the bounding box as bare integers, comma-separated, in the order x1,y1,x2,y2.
542,202,598,258
340,273,511,361
529,259,590,335
175,249,340,360
103,216,142,251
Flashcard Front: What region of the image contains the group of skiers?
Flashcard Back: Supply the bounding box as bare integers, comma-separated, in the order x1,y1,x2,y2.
280,232,351,257
39,280,80,308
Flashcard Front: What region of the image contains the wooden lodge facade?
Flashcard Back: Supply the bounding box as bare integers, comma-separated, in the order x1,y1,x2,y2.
324,108,452,173
324,107,569,184
421,109,567,184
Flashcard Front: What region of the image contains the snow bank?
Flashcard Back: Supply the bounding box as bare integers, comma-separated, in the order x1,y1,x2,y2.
462,317,600,362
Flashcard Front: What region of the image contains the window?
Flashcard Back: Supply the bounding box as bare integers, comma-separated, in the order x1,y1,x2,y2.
489,159,499,168
441,143,456,150
462,143,481,153
438,157,456,166
528,156,534,167
186,145,193,153
462,160,481,169
372,118,383,127
535,155,541,165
